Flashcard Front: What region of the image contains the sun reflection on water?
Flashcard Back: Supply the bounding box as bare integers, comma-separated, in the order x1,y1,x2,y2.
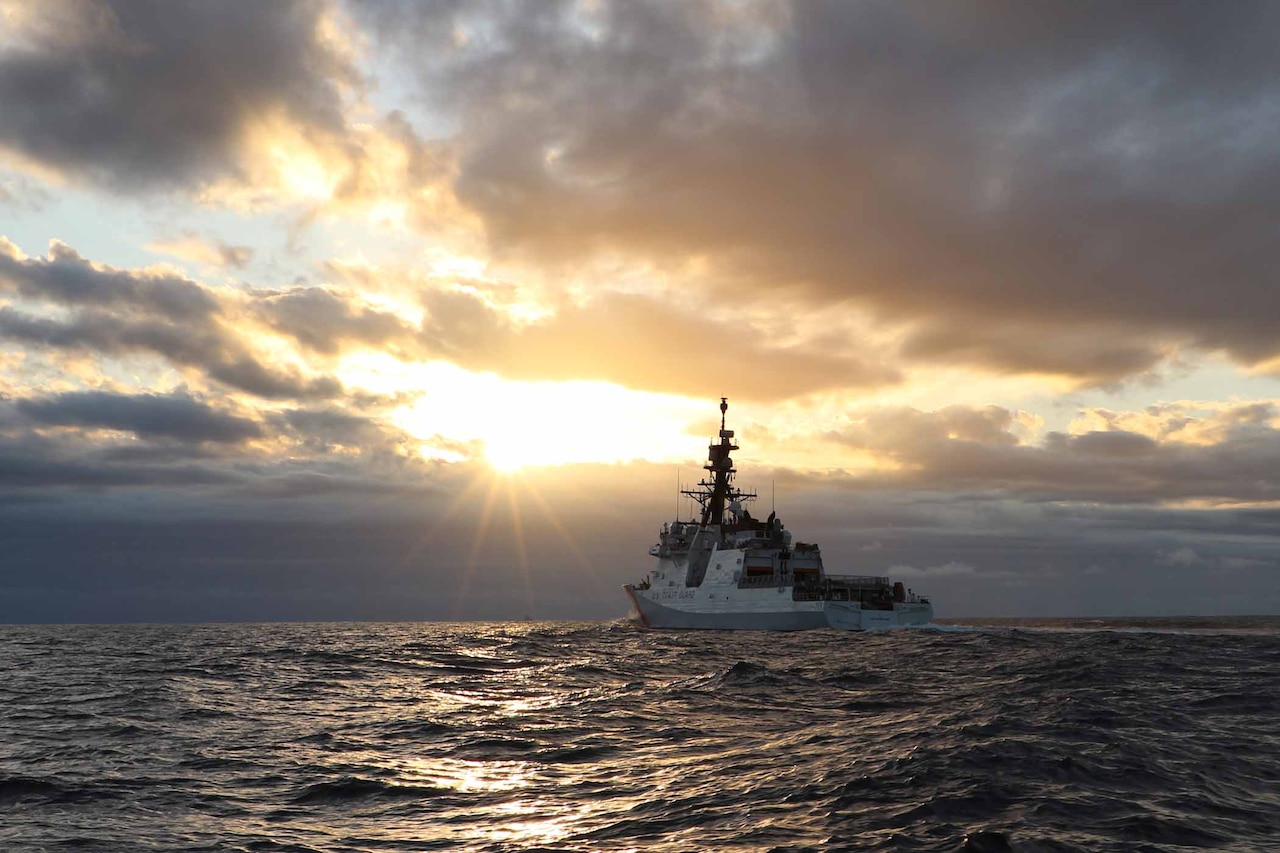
483,799,593,846
394,755,533,794
380,752,606,847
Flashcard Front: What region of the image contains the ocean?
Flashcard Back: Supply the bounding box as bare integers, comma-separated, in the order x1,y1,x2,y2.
2,618,1278,852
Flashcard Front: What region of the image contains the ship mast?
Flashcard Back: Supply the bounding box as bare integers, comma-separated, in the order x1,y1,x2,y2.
681,397,746,526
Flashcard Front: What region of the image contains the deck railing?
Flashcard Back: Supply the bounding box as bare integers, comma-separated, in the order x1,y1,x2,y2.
825,574,891,587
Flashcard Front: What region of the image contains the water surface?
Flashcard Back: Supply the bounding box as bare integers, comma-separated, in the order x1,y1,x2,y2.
3,618,1278,851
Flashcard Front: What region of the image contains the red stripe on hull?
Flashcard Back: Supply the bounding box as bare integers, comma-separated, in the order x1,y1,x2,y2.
623,586,651,628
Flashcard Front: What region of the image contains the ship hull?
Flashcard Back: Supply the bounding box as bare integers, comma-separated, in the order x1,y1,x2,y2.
824,600,933,631
625,585,826,630
625,585,933,631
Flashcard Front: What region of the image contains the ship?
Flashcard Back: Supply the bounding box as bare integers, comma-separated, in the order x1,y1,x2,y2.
623,398,934,630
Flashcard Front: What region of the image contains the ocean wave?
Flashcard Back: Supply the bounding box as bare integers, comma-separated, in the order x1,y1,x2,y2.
1,619,1278,851
291,776,451,803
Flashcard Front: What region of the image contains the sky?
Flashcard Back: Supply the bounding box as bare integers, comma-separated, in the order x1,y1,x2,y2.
3,0,1280,622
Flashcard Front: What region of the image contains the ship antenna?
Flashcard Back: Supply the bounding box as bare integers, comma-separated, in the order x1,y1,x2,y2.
720,396,728,431
772,477,776,514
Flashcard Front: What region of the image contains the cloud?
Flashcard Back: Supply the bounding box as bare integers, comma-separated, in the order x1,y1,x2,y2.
898,320,1169,388
276,406,386,444
8,4,1280,622
0,1,472,236
0,305,344,401
828,400,1280,504
8,3,1280,385
0,390,435,502
1069,401,1278,446
0,239,349,401
1156,545,1275,574
362,0,1280,384
0,170,52,211
890,561,986,579
1,239,219,321
255,286,420,356
0,430,239,489
0,0,358,193
0,416,1277,620
147,232,254,269
15,390,263,443
1157,546,1205,567
10,239,869,410
9,233,1280,508
420,287,899,400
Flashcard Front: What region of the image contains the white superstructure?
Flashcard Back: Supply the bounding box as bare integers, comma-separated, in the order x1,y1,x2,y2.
624,399,934,631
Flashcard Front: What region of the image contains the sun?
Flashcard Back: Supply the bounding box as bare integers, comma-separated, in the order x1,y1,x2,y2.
466,379,715,472
479,410,632,472
341,357,706,470
485,441,534,473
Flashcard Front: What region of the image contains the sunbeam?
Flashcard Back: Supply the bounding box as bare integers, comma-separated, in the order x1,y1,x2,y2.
452,473,505,620
504,480,535,619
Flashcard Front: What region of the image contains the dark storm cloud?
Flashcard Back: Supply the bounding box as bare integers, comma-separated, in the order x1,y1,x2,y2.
0,0,357,191
16,390,263,443
365,0,1280,382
